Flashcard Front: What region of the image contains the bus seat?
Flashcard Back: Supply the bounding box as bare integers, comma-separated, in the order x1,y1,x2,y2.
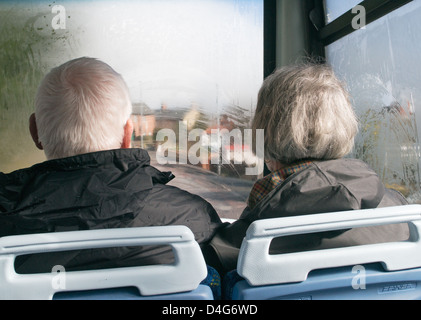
0,226,216,300
228,205,421,300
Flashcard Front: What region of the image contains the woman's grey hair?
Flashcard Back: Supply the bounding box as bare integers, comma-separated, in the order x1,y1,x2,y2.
35,57,132,160
253,63,358,164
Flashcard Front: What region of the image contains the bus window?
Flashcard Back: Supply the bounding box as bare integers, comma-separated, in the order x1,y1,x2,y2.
325,0,421,203
0,0,264,219
324,0,363,23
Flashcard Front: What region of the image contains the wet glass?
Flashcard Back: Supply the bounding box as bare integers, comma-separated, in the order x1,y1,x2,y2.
324,0,363,23
326,1,421,203
0,0,264,218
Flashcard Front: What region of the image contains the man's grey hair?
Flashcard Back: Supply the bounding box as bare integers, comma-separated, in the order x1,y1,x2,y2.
253,63,358,164
35,57,132,159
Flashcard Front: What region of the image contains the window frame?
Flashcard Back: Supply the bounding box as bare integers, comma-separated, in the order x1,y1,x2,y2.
264,0,277,78
263,0,325,75
263,0,414,73
319,0,413,46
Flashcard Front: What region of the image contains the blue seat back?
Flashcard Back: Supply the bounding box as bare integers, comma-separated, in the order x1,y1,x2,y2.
231,264,421,300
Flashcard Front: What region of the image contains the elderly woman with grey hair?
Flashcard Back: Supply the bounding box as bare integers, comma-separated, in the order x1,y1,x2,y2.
210,63,409,275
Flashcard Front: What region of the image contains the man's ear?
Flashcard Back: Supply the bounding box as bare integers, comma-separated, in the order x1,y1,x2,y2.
121,118,133,149
29,113,43,150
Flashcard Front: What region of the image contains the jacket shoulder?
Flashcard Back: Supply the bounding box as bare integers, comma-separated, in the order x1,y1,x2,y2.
143,184,222,241
378,188,409,207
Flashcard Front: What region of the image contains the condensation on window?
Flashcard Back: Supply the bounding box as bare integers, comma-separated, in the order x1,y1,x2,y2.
326,1,421,203
0,0,263,219
0,1,71,173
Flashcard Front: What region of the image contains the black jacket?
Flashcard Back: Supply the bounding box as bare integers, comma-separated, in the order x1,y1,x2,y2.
210,159,409,273
0,149,222,273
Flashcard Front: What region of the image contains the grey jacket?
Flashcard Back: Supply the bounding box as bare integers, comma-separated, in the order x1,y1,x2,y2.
210,159,409,273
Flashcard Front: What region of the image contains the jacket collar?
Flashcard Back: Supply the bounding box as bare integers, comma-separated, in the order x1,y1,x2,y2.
30,148,152,172
0,149,175,217
241,158,386,222
4,148,174,186
248,160,313,209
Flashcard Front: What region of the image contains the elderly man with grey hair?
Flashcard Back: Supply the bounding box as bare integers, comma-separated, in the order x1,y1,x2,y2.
0,57,222,273
210,63,409,274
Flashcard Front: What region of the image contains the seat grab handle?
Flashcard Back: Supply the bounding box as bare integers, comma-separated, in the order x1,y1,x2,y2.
0,226,207,300
238,205,421,286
